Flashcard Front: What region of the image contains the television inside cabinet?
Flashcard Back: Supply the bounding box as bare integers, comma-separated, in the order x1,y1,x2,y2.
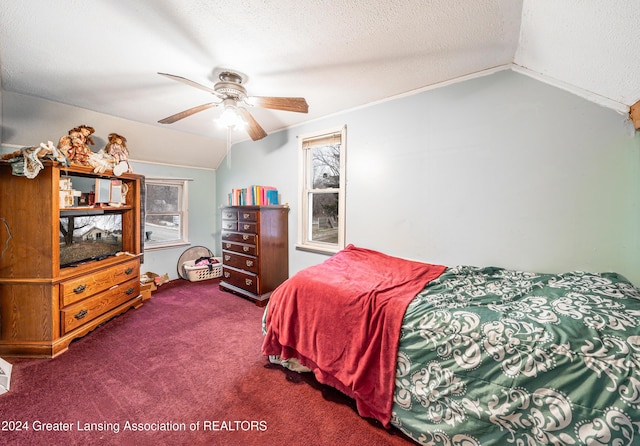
0,161,144,357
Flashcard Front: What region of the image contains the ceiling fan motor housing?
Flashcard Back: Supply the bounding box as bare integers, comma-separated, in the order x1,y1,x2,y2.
214,71,247,100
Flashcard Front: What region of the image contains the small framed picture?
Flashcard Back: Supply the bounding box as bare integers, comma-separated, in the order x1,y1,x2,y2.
95,178,111,203
110,180,122,204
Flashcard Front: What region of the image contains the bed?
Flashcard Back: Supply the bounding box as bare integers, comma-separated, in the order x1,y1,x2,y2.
262,244,640,445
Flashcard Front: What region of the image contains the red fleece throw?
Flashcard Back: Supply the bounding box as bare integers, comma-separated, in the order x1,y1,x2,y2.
262,244,446,427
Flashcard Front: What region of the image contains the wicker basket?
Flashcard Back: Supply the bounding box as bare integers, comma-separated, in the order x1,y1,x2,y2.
182,258,223,282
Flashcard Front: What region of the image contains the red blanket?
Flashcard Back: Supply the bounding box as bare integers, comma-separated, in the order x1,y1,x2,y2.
261,244,446,426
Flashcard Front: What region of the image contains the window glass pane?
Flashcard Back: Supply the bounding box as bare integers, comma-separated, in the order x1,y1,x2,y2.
146,184,179,212
144,214,180,243
312,144,340,190
144,179,188,249
310,192,339,244
298,126,345,253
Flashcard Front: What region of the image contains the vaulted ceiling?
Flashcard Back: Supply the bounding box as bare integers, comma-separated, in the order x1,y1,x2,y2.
1,0,638,167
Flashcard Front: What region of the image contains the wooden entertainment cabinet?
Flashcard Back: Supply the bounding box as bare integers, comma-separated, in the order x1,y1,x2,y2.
0,161,144,357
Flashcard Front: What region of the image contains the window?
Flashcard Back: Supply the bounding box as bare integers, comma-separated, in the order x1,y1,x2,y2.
297,126,346,254
144,178,189,249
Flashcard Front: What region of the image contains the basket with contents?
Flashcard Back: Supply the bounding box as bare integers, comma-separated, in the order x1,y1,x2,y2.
182,257,223,281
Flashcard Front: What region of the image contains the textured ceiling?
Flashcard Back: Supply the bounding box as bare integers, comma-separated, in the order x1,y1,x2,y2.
515,0,640,108
0,0,638,168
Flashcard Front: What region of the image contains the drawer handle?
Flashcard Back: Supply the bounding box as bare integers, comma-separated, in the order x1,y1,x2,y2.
125,267,133,275
126,287,135,295
224,272,231,278
245,278,253,286
243,224,250,230
74,309,88,320
243,246,250,252
246,260,254,267
242,234,249,240
73,284,86,294
224,255,231,261
225,243,231,248
243,213,250,219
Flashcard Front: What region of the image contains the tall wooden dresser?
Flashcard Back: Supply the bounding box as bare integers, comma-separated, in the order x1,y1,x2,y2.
220,205,289,306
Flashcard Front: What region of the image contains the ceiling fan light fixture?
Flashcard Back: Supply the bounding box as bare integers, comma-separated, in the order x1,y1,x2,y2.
218,104,246,129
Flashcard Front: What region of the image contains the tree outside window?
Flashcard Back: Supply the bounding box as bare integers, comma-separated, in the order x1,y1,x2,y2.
144,178,189,249
297,126,346,254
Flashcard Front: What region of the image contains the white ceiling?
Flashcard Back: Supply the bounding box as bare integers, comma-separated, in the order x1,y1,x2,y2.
1,0,639,168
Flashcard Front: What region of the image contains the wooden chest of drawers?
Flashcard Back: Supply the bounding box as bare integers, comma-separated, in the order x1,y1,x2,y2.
59,258,141,335
220,206,289,306
0,255,142,358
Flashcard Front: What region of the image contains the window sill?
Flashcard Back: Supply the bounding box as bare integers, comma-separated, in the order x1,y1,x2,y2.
295,243,339,256
144,241,191,251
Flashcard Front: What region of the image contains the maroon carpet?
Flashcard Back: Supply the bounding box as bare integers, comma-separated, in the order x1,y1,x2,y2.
0,279,415,446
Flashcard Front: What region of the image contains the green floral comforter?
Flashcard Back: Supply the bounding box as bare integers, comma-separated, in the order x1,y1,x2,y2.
392,266,640,445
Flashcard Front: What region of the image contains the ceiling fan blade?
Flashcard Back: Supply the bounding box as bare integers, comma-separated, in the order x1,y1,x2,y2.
247,96,309,113
158,72,219,95
237,107,268,141
158,102,219,124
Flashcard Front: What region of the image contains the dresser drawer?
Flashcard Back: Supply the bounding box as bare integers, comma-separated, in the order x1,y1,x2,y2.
60,258,140,307
61,277,140,334
238,210,258,222
222,221,237,231
223,251,258,274
222,231,256,244
222,209,238,220
222,241,257,256
222,267,259,295
238,221,257,233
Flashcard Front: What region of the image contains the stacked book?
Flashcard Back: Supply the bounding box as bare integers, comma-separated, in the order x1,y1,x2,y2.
228,185,280,206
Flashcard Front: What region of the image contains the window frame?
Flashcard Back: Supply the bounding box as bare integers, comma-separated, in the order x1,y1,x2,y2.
296,125,347,255
143,177,190,251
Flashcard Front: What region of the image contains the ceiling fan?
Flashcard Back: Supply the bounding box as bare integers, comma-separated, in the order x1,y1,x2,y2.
157,70,309,141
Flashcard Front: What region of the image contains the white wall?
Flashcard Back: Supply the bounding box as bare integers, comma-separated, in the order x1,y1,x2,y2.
0,91,222,168
0,88,3,143
217,70,640,285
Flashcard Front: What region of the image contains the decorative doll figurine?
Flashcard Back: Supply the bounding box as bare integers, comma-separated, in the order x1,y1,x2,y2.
105,133,129,163
77,124,96,146
68,127,92,166
57,134,75,162
105,133,132,175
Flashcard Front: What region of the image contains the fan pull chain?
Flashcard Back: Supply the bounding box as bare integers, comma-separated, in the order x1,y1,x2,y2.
226,126,232,169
